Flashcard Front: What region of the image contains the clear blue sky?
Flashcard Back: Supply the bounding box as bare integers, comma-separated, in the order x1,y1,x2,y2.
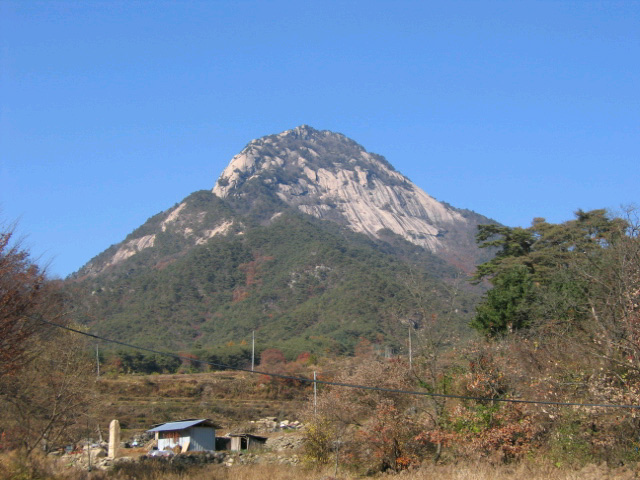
1,1,638,278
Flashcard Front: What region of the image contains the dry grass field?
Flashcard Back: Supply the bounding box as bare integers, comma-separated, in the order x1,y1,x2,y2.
2,453,639,480
94,370,310,438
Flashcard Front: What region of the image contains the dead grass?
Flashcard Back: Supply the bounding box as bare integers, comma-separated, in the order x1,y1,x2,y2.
0,450,97,480
95,371,307,433
388,461,639,480
218,462,639,480
119,462,639,480
2,453,639,480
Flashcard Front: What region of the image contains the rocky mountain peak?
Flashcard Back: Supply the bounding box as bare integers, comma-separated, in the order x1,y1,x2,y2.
212,126,481,265
77,126,490,278
282,124,328,141
212,125,366,198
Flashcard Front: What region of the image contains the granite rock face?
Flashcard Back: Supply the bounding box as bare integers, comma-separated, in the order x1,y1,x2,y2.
213,125,481,267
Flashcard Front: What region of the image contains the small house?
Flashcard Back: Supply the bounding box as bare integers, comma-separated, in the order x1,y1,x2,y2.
228,433,268,451
215,436,232,451
147,419,219,452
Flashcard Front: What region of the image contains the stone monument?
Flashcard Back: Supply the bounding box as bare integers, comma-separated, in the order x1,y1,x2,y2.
108,419,120,459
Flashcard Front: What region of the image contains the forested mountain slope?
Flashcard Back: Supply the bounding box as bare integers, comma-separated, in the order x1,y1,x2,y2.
68,126,495,356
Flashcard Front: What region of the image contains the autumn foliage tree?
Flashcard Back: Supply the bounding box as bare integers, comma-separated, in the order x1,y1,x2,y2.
0,327,95,454
259,347,286,367
358,399,425,471
0,226,46,376
303,357,431,472
578,207,640,373
0,223,95,454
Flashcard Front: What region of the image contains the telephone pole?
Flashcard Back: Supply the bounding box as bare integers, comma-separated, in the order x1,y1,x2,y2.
408,324,412,370
251,331,255,372
313,371,317,416
96,344,100,378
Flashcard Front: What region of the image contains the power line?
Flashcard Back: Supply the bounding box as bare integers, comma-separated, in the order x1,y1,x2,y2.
36,317,640,410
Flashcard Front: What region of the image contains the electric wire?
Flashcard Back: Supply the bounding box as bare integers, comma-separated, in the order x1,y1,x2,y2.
36,317,640,410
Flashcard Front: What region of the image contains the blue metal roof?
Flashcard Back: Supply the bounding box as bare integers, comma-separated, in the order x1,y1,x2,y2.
147,419,216,433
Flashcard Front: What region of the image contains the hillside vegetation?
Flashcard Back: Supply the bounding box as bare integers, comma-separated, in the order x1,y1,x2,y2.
69,199,480,357
67,126,497,358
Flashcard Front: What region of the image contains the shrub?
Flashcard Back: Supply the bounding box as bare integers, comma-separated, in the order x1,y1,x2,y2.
302,418,337,466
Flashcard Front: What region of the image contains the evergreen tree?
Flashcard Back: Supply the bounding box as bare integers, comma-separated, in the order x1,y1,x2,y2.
471,209,628,337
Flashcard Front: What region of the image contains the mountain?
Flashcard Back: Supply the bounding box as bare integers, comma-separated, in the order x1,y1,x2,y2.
69,126,495,358
213,125,489,271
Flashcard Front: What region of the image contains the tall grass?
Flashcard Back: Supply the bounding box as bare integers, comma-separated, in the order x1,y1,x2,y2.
1,453,637,480
0,450,103,480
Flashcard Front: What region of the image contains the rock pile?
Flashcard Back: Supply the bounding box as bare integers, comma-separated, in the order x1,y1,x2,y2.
58,445,136,471
266,433,304,451
278,419,302,430
249,417,278,431
223,451,301,467
142,451,227,467
248,417,303,432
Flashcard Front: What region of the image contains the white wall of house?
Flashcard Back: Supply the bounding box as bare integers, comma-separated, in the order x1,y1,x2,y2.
157,427,215,452
158,432,189,451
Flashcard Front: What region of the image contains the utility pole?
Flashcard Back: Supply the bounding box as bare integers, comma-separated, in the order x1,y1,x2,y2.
96,344,100,378
313,371,317,416
251,331,255,372
408,324,412,371
86,417,92,472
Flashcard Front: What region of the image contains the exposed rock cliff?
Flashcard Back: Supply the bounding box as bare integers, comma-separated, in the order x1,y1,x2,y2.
213,125,483,268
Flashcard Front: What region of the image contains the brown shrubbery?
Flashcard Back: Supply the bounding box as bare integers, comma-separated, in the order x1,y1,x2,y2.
0,226,47,376
0,224,95,455
303,328,640,473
